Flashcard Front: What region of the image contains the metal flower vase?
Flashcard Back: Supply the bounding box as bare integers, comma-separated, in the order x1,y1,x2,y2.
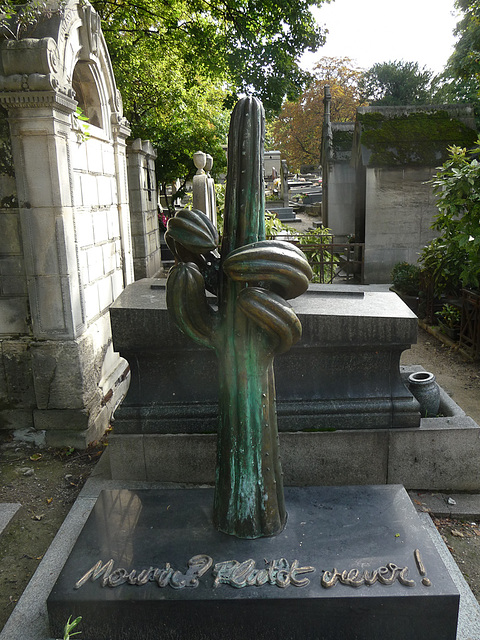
408,371,440,418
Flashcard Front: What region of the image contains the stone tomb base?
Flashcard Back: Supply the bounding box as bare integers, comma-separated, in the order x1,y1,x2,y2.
47,486,459,640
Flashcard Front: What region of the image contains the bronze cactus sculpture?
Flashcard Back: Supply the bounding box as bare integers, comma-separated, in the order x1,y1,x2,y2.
165,97,312,539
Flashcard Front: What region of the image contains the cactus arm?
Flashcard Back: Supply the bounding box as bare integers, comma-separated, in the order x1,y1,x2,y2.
237,287,302,355
223,240,313,300
166,262,217,349
166,208,219,254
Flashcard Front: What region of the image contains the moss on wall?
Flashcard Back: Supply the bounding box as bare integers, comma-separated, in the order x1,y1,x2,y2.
0,107,14,178
358,110,478,167
332,128,354,153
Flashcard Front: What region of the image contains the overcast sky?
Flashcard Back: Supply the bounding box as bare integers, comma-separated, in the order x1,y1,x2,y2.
301,0,459,75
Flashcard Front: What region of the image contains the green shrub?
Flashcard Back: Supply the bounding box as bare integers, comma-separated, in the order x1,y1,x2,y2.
391,262,421,296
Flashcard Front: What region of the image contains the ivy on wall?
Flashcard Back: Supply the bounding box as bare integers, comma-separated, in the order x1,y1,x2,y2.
358,111,478,167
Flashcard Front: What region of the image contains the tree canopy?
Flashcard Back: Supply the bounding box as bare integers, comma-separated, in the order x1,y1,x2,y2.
1,0,331,197
359,60,437,106
270,57,364,172
87,0,330,191
439,0,480,123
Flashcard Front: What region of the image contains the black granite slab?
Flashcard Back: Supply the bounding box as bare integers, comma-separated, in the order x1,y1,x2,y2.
48,485,458,640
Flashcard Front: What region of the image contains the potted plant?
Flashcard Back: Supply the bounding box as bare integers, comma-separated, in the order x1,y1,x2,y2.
435,303,461,340
390,262,422,313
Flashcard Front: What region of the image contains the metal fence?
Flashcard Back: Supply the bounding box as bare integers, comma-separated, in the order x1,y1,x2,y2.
272,234,364,284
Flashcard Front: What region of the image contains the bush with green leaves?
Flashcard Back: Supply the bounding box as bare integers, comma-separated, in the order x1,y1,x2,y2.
435,303,461,329
295,227,338,283
420,140,480,296
391,262,422,296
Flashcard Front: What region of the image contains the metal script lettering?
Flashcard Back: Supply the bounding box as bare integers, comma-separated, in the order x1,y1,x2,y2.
74,555,213,590
213,558,315,589
414,548,432,587
321,563,416,589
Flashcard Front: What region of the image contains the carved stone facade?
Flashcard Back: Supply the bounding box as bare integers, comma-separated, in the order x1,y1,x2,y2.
0,0,133,446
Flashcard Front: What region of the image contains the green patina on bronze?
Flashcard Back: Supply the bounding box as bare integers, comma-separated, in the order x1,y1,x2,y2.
165,97,312,538
358,110,478,167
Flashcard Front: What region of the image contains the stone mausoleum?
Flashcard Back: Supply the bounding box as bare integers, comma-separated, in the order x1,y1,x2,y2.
0,0,161,446
322,97,477,283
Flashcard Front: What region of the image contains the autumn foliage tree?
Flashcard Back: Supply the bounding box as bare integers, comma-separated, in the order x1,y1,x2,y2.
270,57,364,172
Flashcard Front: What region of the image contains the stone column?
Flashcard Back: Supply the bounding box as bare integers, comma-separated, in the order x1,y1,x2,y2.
112,114,135,287
5,91,85,339
126,138,160,279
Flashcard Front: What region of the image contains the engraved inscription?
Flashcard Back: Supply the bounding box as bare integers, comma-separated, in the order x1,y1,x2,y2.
74,550,432,591
213,558,315,589
75,555,213,590
414,549,432,587
321,563,416,589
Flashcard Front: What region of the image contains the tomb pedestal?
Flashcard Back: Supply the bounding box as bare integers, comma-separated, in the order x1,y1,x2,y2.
47,485,459,640
109,280,420,436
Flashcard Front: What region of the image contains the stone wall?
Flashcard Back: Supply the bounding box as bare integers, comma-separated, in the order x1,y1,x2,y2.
0,0,133,446
363,166,439,283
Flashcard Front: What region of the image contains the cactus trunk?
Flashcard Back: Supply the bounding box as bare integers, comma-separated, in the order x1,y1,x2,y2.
166,96,311,539
213,97,286,538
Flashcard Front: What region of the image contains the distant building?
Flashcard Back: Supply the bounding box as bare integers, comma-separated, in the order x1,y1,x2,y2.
322,97,478,283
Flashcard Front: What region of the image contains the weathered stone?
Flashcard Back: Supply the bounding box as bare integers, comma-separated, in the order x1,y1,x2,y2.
110,280,420,435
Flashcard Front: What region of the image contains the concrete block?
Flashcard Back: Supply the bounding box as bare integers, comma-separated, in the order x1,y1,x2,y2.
0,255,25,277
388,417,480,490
110,281,419,433
1,340,36,406
107,207,120,239
0,296,29,334
86,245,104,282
97,276,114,312
108,434,147,480
111,270,124,301
0,408,33,431
103,147,116,175
143,433,216,483
31,341,86,409
75,211,94,248
81,173,98,207
281,431,389,486
83,282,100,320
78,249,89,284
93,209,109,245
86,139,104,174
28,275,68,334
21,208,59,276
97,176,114,207
73,173,83,207
102,242,116,274
0,212,21,253
21,137,55,208
34,408,89,430
71,142,88,172
1,275,27,296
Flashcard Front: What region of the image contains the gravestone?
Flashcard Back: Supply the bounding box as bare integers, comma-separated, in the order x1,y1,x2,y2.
48,96,459,639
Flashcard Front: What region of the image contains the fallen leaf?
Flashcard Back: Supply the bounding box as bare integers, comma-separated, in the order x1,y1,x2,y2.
451,529,464,537
31,513,44,521
29,453,42,461
46,497,53,505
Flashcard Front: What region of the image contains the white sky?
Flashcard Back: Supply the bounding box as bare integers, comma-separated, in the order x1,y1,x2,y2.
301,0,460,75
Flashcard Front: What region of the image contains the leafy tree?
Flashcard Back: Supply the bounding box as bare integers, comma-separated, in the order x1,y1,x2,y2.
270,56,364,172
419,140,480,295
90,0,330,206
359,60,437,106
439,0,480,124
1,0,331,210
